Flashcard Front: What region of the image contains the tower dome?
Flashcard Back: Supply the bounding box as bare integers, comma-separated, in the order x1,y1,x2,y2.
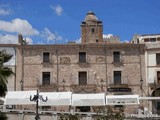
84,11,98,22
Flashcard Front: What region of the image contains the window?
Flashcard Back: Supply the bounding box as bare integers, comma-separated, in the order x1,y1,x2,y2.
157,71,160,84
144,38,149,42
43,52,50,62
113,52,120,62
157,101,160,110
114,71,121,84
157,37,160,41
150,38,156,42
156,53,160,65
79,52,86,63
42,106,51,111
91,28,95,33
79,72,87,85
42,72,50,85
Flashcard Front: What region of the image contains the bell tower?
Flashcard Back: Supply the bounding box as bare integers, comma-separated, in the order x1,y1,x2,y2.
81,11,103,44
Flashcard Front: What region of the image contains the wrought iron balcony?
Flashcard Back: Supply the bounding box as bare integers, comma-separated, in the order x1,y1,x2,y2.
108,76,129,88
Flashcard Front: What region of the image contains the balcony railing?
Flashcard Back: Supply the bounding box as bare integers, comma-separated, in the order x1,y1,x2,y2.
108,76,129,86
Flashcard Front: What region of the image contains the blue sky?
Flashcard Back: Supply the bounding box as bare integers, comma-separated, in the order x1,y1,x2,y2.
0,0,160,44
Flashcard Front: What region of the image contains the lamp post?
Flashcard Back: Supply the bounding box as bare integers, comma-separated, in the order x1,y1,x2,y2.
100,79,104,91
30,89,48,120
140,79,143,89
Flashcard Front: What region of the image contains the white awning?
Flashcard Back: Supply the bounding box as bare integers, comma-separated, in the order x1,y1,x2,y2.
139,97,160,100
4,91,36,105
39,92,72,106
106,95,139,105
72,93,105,106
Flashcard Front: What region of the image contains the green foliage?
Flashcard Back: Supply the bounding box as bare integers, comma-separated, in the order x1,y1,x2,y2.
0,51,14,97
0,112,7,120
95,106,125,120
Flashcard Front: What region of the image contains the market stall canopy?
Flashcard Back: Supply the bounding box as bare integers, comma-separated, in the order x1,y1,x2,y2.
139,97,160,100
106,95,139,105
72,93,105,106
39,92,72,106
4,91,36,105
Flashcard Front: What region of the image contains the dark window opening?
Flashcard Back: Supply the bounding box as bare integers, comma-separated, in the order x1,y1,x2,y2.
91,28,95,33
150,38,156,42
42,72,50,85
96,39,99,42
79,72,87,85
114,71,121,84
157,102,160,110
79,52,86,63
157,71,160,84
43,52,50,62
42,106,51,111
144,38,149,42
156,53,160,65
113,52,120,62
76,106,90,112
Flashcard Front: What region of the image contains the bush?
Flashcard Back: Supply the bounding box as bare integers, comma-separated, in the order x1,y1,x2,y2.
0,112,7,120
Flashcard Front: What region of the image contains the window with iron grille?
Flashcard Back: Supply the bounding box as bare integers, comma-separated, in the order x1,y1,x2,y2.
156,53,160,65
79,52,86,63
42,72,50,85
43,52,50,62
114,71,121,84
113,52,120,62
79,72,87,85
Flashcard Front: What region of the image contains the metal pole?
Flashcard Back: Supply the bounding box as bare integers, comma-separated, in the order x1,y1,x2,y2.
35,89,39,120
30,89,48,120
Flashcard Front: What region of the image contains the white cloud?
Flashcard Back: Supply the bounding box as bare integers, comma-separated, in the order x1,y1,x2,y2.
0,18,39,36
0,4,12,16
0,34,33,44
50,4,63,16
0,8,11,15
75,38,81,43
41,27,62,43
103,34,113,39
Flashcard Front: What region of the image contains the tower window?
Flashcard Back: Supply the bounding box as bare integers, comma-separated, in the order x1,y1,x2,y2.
79,52,86,63
91,28,95,33
96,39,99,42
79,72,87,85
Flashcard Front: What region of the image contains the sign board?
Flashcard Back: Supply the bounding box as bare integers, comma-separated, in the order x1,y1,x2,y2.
108,88,131,92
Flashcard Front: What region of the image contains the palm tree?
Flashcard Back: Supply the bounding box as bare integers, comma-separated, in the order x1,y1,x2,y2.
0,50,14,96
0,50,14,120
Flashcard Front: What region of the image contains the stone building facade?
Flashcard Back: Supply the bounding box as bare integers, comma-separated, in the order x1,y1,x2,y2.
131,34,160,114
13,12,147,114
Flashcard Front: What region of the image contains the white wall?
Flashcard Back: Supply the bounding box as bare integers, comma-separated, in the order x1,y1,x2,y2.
147,51,160,84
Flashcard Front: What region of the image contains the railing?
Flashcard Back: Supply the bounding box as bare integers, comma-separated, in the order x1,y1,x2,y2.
108,76,129,85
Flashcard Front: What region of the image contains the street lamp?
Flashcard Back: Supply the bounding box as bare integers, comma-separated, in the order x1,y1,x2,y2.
30,89,48,120
140,79,143,89
100,79,104,91
20,80,23,91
